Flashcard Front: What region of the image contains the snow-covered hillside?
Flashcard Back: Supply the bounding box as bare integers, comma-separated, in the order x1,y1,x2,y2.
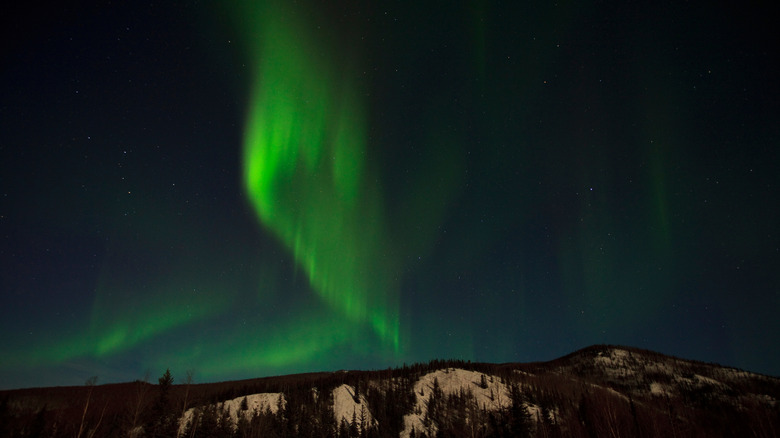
551,345,778,407
402,368,522,437
162,345,779,438
4,345,777,437
332,384,375,433
178,392,282,435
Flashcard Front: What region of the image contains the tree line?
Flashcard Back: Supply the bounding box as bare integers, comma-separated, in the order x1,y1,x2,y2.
1,354,778,438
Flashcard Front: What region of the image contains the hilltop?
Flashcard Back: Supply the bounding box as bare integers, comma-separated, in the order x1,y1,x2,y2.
1,345,778,437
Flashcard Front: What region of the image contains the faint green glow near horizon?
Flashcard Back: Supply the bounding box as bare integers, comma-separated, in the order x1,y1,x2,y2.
237,1,400,353
4,272,232,369
88,277,230,357
159,309,365,379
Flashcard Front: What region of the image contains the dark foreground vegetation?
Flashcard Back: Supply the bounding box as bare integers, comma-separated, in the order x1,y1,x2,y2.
1,345,778,437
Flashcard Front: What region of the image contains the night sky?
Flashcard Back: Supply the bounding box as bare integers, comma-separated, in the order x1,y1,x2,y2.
1,1,778,389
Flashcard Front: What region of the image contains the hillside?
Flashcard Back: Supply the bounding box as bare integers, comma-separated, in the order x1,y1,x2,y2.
1,345,777,437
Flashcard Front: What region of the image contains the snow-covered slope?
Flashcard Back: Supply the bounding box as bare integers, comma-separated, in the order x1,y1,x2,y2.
401,368,536,438
178,392,283,435
332,384,375,432
163,345,778,438
550,345,778,406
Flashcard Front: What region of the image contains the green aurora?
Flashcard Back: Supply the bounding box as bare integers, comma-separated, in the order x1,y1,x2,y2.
238,1,400,352
2,0,778,389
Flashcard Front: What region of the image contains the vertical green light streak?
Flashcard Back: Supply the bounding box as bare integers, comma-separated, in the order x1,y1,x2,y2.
237,1,399,349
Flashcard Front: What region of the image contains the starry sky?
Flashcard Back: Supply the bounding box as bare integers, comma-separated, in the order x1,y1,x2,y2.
1,1,778,389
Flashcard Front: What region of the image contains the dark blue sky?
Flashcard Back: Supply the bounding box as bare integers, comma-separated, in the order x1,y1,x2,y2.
1,1,778,389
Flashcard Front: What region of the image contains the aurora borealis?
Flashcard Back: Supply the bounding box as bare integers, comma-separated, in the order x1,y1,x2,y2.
1,1,778,389
239,0,399,349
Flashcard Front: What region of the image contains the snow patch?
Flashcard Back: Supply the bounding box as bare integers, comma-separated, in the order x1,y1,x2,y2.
650,382,671,396
595,349,637,377
402,368,533,438
332,384,375,432
178,392,283,435
692,374,725,387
